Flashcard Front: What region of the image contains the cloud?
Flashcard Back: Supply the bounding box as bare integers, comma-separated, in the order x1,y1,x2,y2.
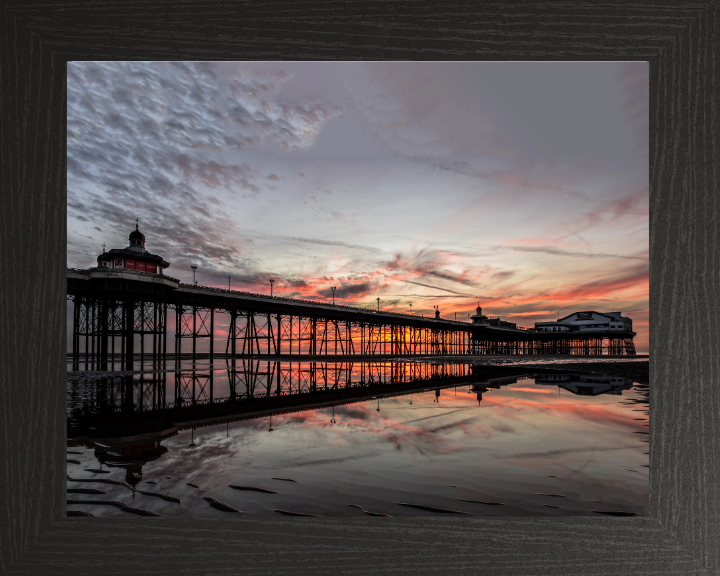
340,63,518,161
612,62,649,157
503,262,649,307
490,271,515,282
401,280,465,295
279,235,382,254
318,281,381,299
67,61,340,269
492,245,646,261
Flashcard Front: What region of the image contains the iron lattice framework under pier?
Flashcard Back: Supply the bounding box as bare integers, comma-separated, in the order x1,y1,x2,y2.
66,269,638,365
225,312,473,356
226,314,634,357
69,294,636,366
70,295,167,371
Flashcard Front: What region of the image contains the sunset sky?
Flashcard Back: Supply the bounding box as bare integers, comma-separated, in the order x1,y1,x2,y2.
67,61,649,352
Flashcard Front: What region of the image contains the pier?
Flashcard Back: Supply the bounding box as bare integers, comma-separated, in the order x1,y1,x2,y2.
67,266,636,371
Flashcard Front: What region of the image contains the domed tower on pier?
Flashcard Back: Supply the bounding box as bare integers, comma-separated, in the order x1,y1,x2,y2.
95,220,170,274
470,304,488,324
128,223,146,250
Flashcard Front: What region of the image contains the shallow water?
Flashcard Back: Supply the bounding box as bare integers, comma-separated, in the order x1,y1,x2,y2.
67,359,648,517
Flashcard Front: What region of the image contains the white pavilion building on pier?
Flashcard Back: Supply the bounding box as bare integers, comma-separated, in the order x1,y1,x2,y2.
534,311,633,334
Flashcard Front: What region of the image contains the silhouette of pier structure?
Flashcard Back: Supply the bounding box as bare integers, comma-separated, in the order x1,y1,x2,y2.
67,223,635,370
68,268,636,371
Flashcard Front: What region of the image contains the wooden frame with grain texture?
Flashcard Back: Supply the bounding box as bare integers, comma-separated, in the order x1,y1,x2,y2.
1,2,717,574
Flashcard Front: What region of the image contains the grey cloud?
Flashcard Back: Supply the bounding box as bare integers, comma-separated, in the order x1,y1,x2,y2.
490,422,516,434
382,248,481,290
613,63,649,157
427,270,475,287
280,235,382,254
492,245,646,261
67,62,341,270
401,280,465,295
336,62,647,203
490,271,515,282
318,281,379,299
389,294,491,300
68,192,251,274
430,159,487,179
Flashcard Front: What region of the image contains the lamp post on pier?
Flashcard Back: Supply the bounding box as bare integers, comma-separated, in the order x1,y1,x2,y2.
191,265,197,286
331,286,337,305
269,279,274,297
376,297,380,312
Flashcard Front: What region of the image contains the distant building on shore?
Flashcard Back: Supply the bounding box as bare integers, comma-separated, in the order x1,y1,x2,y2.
534,311,633,334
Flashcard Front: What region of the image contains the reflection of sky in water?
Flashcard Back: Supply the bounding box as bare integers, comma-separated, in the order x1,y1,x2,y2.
67,366,648,517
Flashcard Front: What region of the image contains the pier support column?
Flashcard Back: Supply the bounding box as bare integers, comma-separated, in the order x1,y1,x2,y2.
99,300,109,371
124,299,135,371
209,308,214,363
276,314,282,356
192,306,197,364
72,296,80,370
311,317,317,355
163,303,168,370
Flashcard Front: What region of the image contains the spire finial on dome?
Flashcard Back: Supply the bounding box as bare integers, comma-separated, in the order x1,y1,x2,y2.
136,216,139,230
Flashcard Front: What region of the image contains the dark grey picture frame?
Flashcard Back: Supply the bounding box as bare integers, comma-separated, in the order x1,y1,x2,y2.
1,2,717,574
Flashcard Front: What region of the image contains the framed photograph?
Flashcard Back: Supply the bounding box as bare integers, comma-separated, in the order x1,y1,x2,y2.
64,59,650,522
3,2,718,574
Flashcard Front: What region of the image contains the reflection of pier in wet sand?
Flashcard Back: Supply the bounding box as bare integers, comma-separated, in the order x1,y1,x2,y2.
67,358,646,518
68,359,634,452
70,360,489,439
